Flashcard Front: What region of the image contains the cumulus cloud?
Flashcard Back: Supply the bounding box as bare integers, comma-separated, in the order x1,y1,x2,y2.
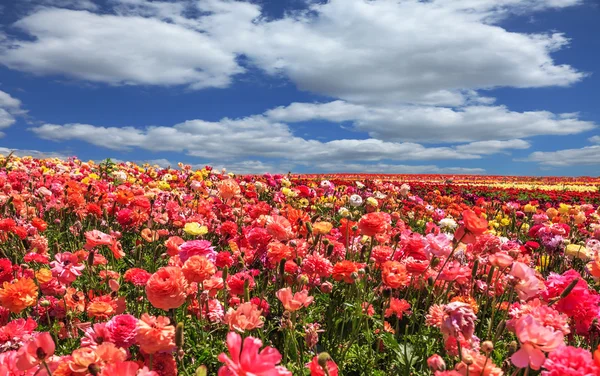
265,101,595,142
305,162,485,175
0,0,585,103
0,146,67,160
589,135,600,144
30,117,485,163
0,8,243,89
0,90,26,133
525,145,600,166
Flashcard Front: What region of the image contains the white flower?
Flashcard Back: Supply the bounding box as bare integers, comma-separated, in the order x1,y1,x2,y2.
374,191,387,200
349,194,363,207
399,183,411,196
355,181,365,189
439,217,457,230
338,207,351,217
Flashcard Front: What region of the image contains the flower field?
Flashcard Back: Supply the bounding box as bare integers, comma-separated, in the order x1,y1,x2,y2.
1,157,600,376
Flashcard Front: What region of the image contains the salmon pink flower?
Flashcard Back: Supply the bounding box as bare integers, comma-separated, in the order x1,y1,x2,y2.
276,287,314,312
15,332,55,371
145,266,188,310
135,313,176,354
511,314,564,370
224,302,264,332
358,212,391,237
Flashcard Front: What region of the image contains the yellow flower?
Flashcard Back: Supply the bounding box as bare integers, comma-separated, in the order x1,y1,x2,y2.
523,204,537,213
184,222,208,236
366,197,378,207
558,204,571,215
565,244,591,261
500,218,511,226
158,181,171,191
521,223,530,232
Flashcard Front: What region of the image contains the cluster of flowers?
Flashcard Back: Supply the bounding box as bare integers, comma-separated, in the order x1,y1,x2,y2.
0,156,599,375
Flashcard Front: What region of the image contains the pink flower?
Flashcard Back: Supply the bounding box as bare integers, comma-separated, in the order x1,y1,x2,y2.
106,314,138,348
276,288,314,312
266,216,293,241
100,361,159,376
510,262,544,301
50,252,85,284
218,332,291,376
542,346,600,376
15,332,55,371
306,355,339,376
441,302,477,340
179,240,216,263
511,315,564,370
224,302,264,332
84,230,114,249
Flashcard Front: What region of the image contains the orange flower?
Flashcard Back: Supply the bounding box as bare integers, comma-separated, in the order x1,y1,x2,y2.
86,295,117,320
182,255,216,284
218,179,240,200
95,342,127,363
0,277,38,313
312,221,333,235
332,260,360,284
146,266,188,310
140,228,159,242
69,347,100,374
267,241,293,267
454,210,488,244
61,287,86,313
224,302,264,332
35,268,53,284
135,313,176,354
276,287,314,312
381,261,408,289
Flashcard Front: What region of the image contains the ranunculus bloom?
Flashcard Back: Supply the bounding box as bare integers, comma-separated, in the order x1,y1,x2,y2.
135,313,176,354
0,277,38,313
224,302,264,332
146,266,188,310
182,255,216,284
542,346,600,376
381,261,408,289
84,230,114,249
332,260,360,284
218,179,241,200
511,314,564,370
454,210,488,244
358,212,391,237
179,240,216,263
276,287,314,312
106,314,138,348
218,332,291,376
266,215,293,241
15,332,55,371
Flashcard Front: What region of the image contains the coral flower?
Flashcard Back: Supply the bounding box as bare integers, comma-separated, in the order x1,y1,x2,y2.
358,212,391,237
454,210,488,244
182,255,216,284
266,215,293,241
0,277,38,313
69,347,100,373
381,261,409,289
224,302,264,332
218,331,291,376
332,260,360,284
511,314,564,370
146,266,188,310
87,295,118,320
84,230,114,249
135,313,176,354
15,332,55,371
218,179,241,200
276,288,314,312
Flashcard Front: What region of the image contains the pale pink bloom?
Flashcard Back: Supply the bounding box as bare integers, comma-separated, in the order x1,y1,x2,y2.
489,252,514,268
84,230,114,249
510,262,544,301
511,314,564,370
218,332,291,376
276,288,314,312
81,323,112,348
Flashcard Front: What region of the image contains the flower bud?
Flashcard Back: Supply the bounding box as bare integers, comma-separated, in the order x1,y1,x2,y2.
317,352,332,368
427,354,446,371
320,281,333,293
176,322,184,348
482,341,494,353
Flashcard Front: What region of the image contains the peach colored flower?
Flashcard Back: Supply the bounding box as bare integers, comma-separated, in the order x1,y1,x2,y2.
145,266,188,310
218,179,240,200
224,302,264,332
0,277,38,313
135,313,176,354
266,215,293,241
182,255,216,284
69,347,100,374
276,288,314,312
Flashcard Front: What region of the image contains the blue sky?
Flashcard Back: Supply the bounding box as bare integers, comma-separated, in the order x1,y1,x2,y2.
0,0,598,176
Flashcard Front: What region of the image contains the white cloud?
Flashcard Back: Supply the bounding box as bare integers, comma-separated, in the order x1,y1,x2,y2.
0,146,67,160
0,8,243,89
0,0,585,104
307,162,485,175
265,101,595,142
30,117,486,163
453,139,531,154
589,135,600,144
0,90,26,132
524,145,600,166
26,0,99,10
